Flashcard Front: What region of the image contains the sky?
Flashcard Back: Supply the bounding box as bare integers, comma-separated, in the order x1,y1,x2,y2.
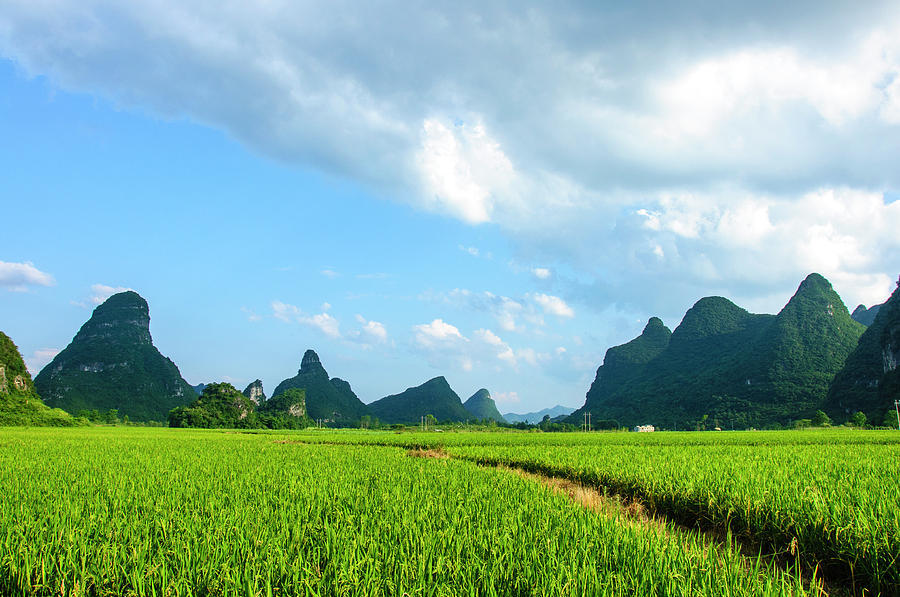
2,1,900,414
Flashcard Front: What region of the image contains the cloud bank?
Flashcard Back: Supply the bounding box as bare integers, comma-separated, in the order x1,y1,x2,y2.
3,2,900,309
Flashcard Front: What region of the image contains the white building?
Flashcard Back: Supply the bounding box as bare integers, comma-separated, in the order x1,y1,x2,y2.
633,424,655,432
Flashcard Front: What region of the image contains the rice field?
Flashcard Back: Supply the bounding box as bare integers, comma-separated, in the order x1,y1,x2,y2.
0,427,895,595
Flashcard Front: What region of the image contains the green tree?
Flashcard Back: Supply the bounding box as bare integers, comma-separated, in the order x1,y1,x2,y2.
812,410,832,427
850,411,867,428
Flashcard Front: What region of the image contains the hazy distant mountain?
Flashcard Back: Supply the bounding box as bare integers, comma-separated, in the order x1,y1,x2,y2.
271,350,369,422
826,283,900,424
569,273,865,429
191,383,207,395
462,388,505,422
34,291,195,421
503,405,576,424
851,303,883,327
368,376,469,424
1,331,74,426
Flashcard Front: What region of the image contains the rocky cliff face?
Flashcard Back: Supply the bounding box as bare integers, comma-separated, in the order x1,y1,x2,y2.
242,379,266,405
271,349,369,422
34,291,195,421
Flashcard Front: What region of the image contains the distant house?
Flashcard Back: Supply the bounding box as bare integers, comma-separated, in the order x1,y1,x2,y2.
633,424,655,432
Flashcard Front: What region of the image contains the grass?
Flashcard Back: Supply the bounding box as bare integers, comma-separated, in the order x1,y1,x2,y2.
0,427,822,596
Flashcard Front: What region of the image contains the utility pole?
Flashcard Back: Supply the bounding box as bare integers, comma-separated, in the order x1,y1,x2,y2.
895,400,900,431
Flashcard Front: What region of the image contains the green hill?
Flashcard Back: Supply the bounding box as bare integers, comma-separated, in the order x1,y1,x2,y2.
169,382,256,428
462,388,506,422
368,376,469,424
0,331,76,426
271,350,369,423
169,383,309,429
258,388,306,418
571,273,864,429
33,291,195,422
826,282,900,425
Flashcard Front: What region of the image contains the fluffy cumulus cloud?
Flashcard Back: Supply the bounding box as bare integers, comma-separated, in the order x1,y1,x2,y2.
413,319,466,348
4,2,900,309
493,391,520,404
0,261,54,291
271,300,340,338
530,293,575,318
421,288,553,332
351,314,388,345
412,318,553,373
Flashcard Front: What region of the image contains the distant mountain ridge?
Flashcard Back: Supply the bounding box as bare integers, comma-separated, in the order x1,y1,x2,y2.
272,350,369,422
462,388,505,422
34,291,195,421
569,273,865,429
851,303,883,327
368,376,469,424
503,405,575,424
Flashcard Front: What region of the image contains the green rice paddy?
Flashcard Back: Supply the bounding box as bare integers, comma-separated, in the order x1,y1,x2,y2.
1,427,896,595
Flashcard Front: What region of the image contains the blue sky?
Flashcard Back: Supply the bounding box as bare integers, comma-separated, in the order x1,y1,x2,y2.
2,2,900,413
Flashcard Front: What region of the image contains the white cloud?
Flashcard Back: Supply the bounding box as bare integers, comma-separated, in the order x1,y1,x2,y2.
272,300,301,322
354,314,388,343
0,261,54,291
413,319,466,347
3,3,900,315
418,119,516,224
24,348,59,375
530,293,575,318
459,245,480,257
321,269,340,279
473,328,517,366
420,288,537,332
271,301,341,338
493,391,520,404
299,312,341,338
531,267,551,280
89,284,133,305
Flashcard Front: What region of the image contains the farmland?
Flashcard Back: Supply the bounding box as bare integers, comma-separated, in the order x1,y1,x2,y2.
1,427,897,595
